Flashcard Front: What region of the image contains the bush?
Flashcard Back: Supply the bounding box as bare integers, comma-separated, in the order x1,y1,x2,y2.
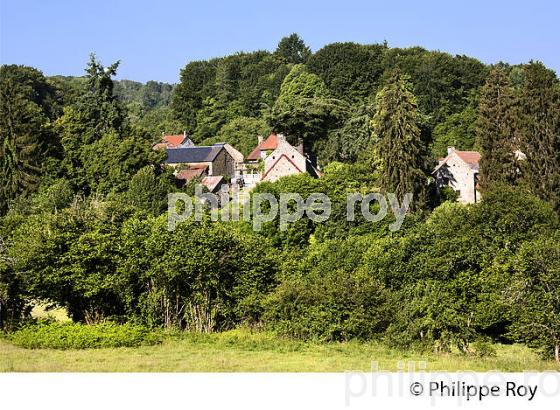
469,339,497,358
9,322,162,349
264,237,392,341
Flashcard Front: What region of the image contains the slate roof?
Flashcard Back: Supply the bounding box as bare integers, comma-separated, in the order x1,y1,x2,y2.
165,146,223,164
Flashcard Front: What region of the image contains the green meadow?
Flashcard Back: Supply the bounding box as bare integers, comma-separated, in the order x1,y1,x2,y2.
1,329,558,373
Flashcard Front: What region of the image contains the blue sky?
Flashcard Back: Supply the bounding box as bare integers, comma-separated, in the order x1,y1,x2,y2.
1,0,558,83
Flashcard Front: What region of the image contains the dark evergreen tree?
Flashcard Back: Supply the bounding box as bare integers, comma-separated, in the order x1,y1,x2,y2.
275,33,311,64
57,55,155,195
519,62,560,212
371,70,428,210
0,65,60,213
476,65,521,190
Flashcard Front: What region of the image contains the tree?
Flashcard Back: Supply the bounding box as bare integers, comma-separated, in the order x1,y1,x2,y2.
476,65,521,190
519,62,560,212
508,235,560,361
307,42,385,102
371,70,428,210
324,102,375,163
430,93,479,157
171,60,218,133
125,166,177,216
381,48,487,128
118,216,278,330
271,65,346,154
10,198,134,323
0,235,26,330
73,54,127,144
57,55,154,195
275,33,311,64
0,65,60,214
201,116,270,156
264,236,391,341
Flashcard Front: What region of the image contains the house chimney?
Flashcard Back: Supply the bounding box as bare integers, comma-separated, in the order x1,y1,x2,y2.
447,146,455,155
257,135,264,144
277,133,286,143
184,130,187,138
296,137,304,155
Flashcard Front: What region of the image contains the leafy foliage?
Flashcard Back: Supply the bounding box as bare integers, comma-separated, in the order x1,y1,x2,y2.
10,322,161,349
0,65,60,213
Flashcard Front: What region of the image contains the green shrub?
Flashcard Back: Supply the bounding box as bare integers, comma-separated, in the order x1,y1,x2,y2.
264,237,392,341
10,322,162,349
469,339,497,358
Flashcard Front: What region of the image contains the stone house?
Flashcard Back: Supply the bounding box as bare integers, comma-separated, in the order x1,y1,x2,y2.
242,133,312,187
433,147,481,204
261,136,307,182
165,144,236,179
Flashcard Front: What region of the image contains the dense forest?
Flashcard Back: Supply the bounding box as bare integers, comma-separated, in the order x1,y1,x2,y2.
1,35,559,360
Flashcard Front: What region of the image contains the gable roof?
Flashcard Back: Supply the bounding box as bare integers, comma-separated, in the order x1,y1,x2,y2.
165,146,223,164
164,134,187,147
433,149,481,174
247,134,279,161
213,143,244,163
261,153,305,180
175,165,208,182
201,176,224,193
154,134,195,150
455,151,481,167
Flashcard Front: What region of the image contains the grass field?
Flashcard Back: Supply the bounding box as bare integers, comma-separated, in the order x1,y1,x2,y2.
1,329,559,372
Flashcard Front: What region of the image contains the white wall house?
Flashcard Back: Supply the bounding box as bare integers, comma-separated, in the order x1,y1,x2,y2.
433,147,481,204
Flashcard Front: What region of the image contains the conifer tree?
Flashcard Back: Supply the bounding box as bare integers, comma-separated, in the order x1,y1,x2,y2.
0,66,58,213
371,70,428,210
476,65,520,190
275,33,311,64
519,62,560,212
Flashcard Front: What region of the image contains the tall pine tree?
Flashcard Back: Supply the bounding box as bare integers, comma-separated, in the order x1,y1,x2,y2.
519,62,560,213
371,70,428,210
476,65,521,190
0,66,59,214
57,55,153,195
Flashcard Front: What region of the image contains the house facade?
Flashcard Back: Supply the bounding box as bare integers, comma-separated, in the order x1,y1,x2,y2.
261,137,306,182
241,133,308,187
165,145,236,179
433,147,481,204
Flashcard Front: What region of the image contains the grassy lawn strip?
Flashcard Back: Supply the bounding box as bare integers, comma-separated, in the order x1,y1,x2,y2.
1,329,558,372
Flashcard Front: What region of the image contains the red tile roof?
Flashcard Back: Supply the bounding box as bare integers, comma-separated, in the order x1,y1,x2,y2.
455,151,481,166
433,149,481,174
163,134,187,148
247,134,279,161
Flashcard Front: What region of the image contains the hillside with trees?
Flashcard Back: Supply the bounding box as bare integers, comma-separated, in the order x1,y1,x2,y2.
1,35,560,362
